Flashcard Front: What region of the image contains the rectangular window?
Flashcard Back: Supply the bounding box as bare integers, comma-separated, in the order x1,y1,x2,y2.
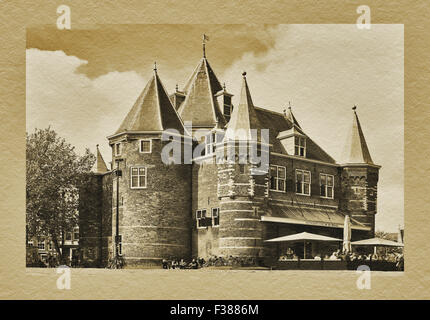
270,165,286,192
38,241,45,250
212,208,220,227
294,136,306,157
139,139,152,153
205,133,217,155
239,164,246,174
320,173,334,199
114,143,122,156
130,167,147,189
73,230,79,240
296,169,311,195
196,209,208,228
66,232,72,241
27,240,34,247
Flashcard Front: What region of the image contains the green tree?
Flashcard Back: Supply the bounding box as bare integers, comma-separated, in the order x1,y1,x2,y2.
26,127,95,264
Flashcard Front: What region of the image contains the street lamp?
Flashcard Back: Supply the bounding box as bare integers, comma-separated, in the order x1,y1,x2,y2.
113,157,124,268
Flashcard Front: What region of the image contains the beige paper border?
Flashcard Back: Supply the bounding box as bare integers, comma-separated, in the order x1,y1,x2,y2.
0,0,428,300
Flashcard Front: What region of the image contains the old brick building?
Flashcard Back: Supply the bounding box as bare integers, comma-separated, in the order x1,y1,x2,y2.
79,50,380,267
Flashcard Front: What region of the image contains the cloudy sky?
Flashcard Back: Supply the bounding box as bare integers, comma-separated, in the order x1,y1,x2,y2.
26,24,403,232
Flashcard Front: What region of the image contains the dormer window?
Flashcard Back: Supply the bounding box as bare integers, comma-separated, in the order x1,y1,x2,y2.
295,136,306,157
277,129,307,158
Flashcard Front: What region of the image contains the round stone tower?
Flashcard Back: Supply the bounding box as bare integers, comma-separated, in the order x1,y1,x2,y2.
108,67,192,267
216,72,269,264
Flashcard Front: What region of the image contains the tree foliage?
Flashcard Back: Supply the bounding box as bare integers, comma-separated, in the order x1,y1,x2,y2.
26,127,95,262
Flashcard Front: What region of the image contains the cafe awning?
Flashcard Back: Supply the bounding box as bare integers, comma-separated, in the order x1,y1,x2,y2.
351,237,404,247
265,232,342,242
261,203,370,231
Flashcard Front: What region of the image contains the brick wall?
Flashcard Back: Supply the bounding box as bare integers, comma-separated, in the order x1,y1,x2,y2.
78,174,103,267
110,134,192,267
192,160,221,259
340,165,379,235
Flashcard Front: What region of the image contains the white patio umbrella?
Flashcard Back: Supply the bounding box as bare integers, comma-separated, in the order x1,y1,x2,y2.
342,215,352,253
265,232,342,259
351,237,404,247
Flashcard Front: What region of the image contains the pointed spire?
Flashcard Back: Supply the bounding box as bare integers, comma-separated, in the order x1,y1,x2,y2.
342,106,374,164
285,101,301,128
153,61,157,73
91,144,109,174
225,72,265,142
178,55,226,128
202,34,209,58
114,66,184,135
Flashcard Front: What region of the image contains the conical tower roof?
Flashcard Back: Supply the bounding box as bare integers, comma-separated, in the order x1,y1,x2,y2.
115,66,184,135
342,106,374,164
91,145,109,174
224,72,266,143
178,57,226,128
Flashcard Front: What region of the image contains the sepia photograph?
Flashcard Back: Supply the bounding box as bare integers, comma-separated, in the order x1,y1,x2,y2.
25,24,404,273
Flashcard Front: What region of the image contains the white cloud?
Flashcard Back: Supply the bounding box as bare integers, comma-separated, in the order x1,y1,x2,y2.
26,48,147,167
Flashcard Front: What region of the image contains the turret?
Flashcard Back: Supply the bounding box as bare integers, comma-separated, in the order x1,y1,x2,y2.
340,106,380,235
216,72,269,264
79,145,112,267
107,64,192,266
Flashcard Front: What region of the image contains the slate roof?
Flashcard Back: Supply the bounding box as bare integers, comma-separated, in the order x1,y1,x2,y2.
224,73,267,143
115,69,184,135
341,107,373,164
91,145,109,174
254,107,336,163
178,58,226,128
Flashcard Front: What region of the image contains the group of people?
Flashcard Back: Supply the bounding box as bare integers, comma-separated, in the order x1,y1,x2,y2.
162,255,259,269
162,258,205,269
278,247,404,270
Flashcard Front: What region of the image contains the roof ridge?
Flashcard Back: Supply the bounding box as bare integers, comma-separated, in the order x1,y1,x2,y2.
203,58,220,126
254,106,285,116
154,72,164,131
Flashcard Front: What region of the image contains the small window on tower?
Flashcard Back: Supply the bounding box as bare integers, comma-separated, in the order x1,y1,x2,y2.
38,241,45,250
196,209,208,228
205,133,217,154
130,167,147,189
212,208,219,227
224,104,231,117
140,139,152,153
114,143,122,156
